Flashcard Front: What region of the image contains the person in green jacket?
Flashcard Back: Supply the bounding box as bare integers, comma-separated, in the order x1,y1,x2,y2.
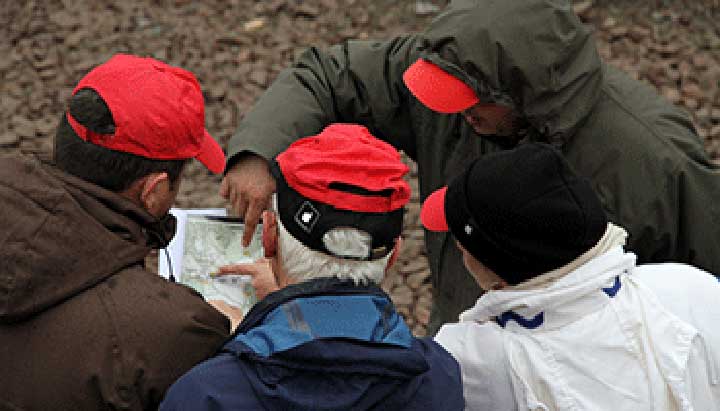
221,0,720,335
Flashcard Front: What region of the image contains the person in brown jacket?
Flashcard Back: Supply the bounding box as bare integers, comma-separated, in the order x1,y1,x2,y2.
0,54,230,410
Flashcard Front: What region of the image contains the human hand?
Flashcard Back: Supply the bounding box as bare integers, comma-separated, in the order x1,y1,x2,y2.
218,258,279,301
219,153,276,247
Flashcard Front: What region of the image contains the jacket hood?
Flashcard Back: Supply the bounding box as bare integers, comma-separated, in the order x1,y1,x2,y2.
418,0,603,142
225,338,433,410
460,247,635,325
0,156,170,323
160,280,463,410
229,280,436,410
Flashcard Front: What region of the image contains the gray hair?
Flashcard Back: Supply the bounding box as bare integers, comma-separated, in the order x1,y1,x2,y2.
273,196,391,285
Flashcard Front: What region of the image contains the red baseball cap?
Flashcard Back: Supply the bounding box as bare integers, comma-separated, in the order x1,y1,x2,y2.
420,186,450,232
275,124,410,213
65,54,225,174
272,124,411,260
403,58,480,114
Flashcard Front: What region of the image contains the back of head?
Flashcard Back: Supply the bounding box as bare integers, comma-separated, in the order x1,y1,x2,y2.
275,197,392,285
54,89,187,192
54,54,226,192
271,124,411,285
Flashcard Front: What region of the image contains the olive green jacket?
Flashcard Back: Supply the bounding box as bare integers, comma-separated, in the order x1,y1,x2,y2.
229,0,720,333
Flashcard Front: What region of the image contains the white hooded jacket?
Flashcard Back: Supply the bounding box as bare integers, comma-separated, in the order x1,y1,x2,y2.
435,247,720,410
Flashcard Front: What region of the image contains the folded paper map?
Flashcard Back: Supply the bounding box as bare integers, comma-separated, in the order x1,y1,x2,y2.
159,208,263,316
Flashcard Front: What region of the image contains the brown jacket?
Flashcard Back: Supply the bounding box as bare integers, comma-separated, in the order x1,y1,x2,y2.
0,156,230,410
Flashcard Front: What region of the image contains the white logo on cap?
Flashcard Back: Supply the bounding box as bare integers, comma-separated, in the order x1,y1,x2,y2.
464,224,473,236
294,201,321,233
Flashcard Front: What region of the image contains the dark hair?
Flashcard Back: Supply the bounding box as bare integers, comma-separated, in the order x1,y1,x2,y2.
54,88,187,192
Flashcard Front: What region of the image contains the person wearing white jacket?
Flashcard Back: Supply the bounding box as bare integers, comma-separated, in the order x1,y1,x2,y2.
422,143,720,410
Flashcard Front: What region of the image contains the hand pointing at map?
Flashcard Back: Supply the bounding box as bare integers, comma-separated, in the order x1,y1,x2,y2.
220,153,276,247
217,258,279,301
209,259,277,332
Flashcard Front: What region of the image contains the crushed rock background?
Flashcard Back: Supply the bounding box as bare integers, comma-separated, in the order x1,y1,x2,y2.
2,0,718,336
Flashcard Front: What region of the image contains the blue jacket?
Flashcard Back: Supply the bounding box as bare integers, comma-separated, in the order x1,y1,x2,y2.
161,278,463,410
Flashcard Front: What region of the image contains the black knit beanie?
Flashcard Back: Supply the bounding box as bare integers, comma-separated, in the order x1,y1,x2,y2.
445,143,608,285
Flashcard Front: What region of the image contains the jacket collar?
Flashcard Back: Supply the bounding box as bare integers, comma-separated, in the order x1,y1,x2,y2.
494,275,623,329
45,162,176,249
236,278,388,334
232,278,413,356
461,247,636,331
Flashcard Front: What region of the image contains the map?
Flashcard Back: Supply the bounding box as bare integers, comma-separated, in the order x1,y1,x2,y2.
180,215,263,315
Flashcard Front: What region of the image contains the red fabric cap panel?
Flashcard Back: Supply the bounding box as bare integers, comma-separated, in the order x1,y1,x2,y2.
403,58,480,114
70,54,225,173
420,186,450,232
194,130,226,174
276,124,411,213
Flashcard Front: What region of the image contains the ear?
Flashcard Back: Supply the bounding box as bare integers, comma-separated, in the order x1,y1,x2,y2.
139,172,169,216
261,210,278,258
385,236,403,271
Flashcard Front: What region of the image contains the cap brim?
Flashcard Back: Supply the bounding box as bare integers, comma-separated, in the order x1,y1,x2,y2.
195,130,226,174
421,186,450,232
402,59,480,114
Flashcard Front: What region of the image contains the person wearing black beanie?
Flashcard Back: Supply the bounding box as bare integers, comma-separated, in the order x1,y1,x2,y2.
423,143,720,410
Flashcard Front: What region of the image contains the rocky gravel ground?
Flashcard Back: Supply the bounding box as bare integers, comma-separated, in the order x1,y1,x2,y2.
2,0,718,336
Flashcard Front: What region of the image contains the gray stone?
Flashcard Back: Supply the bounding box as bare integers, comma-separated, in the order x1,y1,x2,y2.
391,285,414,306
414,305,430,326
35,117,57,136
0,133,20,147
10,116,36,139
399,257,429,275
406,270,430,290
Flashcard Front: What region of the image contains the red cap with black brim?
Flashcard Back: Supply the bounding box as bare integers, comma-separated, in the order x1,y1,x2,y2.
273,124,411,261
